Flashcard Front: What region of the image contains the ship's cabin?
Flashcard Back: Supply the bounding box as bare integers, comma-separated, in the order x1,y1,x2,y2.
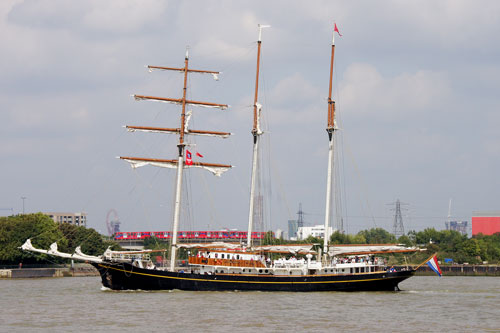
186,249,389,276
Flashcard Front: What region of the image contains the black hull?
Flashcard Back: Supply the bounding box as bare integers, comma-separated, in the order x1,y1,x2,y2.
92,262,415,292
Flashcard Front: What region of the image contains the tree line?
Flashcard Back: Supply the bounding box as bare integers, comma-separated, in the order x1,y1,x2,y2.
2,214,499,265
264,227,500,264
0,213,119,265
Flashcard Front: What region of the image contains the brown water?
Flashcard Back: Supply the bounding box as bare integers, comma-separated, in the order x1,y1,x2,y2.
0,276,498,332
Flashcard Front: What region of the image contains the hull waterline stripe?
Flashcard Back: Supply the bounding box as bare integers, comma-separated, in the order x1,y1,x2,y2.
98,264,410,285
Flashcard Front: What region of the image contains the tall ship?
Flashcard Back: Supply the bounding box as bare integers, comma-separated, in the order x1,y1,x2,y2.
22,25,421,291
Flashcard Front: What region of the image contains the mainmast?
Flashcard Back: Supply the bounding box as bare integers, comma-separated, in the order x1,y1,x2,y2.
169,48,190,272
247,24,269,249
121,49,232,272
324,26,337,253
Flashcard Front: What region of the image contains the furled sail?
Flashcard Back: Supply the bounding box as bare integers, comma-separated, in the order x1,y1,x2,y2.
328,244,420,256
20,239,103,263
175,243,316,255
120,157,232,177
74,246,104,262
125,126,232,139
134,95,228,110
20,239,50,255
48,242,74,259
254,244,316,254
147,65,221,81
176,242,242,250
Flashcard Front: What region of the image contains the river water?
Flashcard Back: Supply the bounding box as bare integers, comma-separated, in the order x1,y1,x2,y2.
0,276,498,332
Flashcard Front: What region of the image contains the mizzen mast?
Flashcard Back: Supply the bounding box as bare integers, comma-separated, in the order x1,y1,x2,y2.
324,25,337,253
247,24,269,249
122,48,232,272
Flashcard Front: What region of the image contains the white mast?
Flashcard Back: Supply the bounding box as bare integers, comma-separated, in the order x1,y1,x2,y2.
324,26,337,253
170,152,184,271
170,48,190,272
247,24,269,249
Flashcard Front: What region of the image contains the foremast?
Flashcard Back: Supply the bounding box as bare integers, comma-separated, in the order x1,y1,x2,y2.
324,26,337,253
121,49,232,272
247,24,269,249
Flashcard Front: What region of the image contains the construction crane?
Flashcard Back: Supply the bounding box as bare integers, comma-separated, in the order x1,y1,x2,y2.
0,208,14,215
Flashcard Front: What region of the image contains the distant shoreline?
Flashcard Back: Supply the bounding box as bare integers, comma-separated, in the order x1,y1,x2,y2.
0,264,99,278
398,264,500,276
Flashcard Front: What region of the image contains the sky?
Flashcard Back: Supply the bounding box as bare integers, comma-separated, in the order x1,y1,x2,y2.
1,0,500,236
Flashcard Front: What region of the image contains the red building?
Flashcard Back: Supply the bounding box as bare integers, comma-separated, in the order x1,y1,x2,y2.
472,211,500,235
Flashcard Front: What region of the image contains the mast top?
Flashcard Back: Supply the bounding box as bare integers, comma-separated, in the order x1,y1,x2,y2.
258,24,270,42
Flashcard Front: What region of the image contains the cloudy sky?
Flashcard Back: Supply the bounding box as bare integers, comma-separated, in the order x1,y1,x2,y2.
1,0,499,235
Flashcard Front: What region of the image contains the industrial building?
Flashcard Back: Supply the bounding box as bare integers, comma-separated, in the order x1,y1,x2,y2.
288,219,298,240
44,212,87,227
472,211,500,235
296,225,334,241
445,221,469,235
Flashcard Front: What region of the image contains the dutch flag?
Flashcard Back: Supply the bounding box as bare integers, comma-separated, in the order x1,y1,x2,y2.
427,255,442,277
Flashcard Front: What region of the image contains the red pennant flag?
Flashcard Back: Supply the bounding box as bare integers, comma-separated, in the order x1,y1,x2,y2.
334,23,342,37
196,152,204,158
185,150,193,165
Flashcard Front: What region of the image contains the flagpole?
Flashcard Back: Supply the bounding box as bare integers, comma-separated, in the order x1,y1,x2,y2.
414,252,438,270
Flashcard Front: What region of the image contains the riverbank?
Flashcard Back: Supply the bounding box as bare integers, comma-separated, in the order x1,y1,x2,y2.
0,264,99,278
403,264,500,276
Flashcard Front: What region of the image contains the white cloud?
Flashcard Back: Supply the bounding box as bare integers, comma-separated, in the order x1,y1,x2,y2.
270,72,321,105
340,63,451,119
231,72,323,125
6,0,168,33
194,37,255,62
83,0,168,33
5,94,92,130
